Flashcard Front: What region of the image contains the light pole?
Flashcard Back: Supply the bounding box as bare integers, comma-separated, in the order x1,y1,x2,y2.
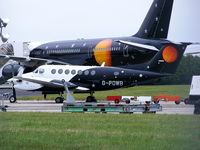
0,18,9,42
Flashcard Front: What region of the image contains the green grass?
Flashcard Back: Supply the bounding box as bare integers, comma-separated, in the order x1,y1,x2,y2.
0,113,200,150
19,85,190,100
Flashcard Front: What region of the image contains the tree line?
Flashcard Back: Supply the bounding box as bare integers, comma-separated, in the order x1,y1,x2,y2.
157,55,200,85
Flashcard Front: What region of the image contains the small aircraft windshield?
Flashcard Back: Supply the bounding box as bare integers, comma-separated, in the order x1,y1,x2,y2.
39,68,45,74
34,69,38,73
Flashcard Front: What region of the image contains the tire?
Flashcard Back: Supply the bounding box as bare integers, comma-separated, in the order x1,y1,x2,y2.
86,96,97,103
154,100,159,104
55,97,64,103
175,101,181,105
114,99,120,104
184,99,189,104
125,100,130,104
60,97,64,103
9,95,17,103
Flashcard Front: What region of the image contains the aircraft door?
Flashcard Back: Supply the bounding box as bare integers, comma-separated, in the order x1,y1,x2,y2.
88,46,93,58
123,45,129,57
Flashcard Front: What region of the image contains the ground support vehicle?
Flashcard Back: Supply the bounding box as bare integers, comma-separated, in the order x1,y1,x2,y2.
106,96,152,104
0,93,10,112
0,84,16,103
107,95,188,105
62,102,162,113
153,95,184,105
184,76,200,114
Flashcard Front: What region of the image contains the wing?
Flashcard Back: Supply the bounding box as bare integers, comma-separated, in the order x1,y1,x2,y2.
0,55,69,68
115,40,159,52
14,75,78,89
14,76,62,88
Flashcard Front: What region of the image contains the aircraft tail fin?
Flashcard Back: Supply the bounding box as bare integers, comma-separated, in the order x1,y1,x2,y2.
135,0,174,39
146,43,188,74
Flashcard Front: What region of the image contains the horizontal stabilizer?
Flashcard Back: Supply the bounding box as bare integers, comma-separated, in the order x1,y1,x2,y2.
146,43,187,74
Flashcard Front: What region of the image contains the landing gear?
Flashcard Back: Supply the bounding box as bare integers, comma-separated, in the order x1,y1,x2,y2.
86,91,97,103
9,95,17,103
86,96,97,103
10,83,17,103
55,96,64,103
175,101,181,105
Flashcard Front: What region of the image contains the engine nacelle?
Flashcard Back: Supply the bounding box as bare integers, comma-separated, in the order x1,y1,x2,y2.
0,61,21,83
2,62,21,77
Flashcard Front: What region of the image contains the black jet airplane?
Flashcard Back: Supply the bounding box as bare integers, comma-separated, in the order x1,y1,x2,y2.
29,0,174,67
1,0,174,73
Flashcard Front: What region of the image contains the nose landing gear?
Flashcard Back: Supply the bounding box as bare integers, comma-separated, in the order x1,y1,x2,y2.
86,91,97,103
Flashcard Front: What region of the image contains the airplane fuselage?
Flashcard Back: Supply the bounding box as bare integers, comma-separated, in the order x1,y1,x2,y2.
30,37,160,68
14,65,164,92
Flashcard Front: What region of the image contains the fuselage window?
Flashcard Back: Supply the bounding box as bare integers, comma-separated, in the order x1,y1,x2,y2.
65,69,70,75
91,70,96,76
84,70,89,76
71,70,76,75
58,69,63,74
51,69,56,74
78,70,83,75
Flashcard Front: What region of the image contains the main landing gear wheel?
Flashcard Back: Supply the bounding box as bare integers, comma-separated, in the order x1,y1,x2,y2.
114,99,120,104
9,95,17,103
86,96,97,103
55,97,64,103
175,101,181,105
10,82,17,103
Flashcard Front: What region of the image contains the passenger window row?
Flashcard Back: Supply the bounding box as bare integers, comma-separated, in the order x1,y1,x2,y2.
51,69,96,76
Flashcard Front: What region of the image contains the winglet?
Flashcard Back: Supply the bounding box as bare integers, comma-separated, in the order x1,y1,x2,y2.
101,62,105,67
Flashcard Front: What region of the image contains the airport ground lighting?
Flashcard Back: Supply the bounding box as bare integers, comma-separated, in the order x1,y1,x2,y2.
0,18,10,42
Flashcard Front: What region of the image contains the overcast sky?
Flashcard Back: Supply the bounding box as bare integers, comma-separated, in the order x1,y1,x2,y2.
1,0,200,43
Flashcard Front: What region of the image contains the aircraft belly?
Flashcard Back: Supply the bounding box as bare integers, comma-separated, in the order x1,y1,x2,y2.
14,81,43,91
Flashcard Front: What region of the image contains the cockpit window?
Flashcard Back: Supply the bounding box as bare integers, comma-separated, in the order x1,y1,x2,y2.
34,69,38,73
39,68,45,74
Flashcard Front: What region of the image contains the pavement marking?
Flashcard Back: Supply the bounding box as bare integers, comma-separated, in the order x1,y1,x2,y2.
2,100,194,114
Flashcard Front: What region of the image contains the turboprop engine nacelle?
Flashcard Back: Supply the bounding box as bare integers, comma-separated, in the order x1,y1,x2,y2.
0,61,21,84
